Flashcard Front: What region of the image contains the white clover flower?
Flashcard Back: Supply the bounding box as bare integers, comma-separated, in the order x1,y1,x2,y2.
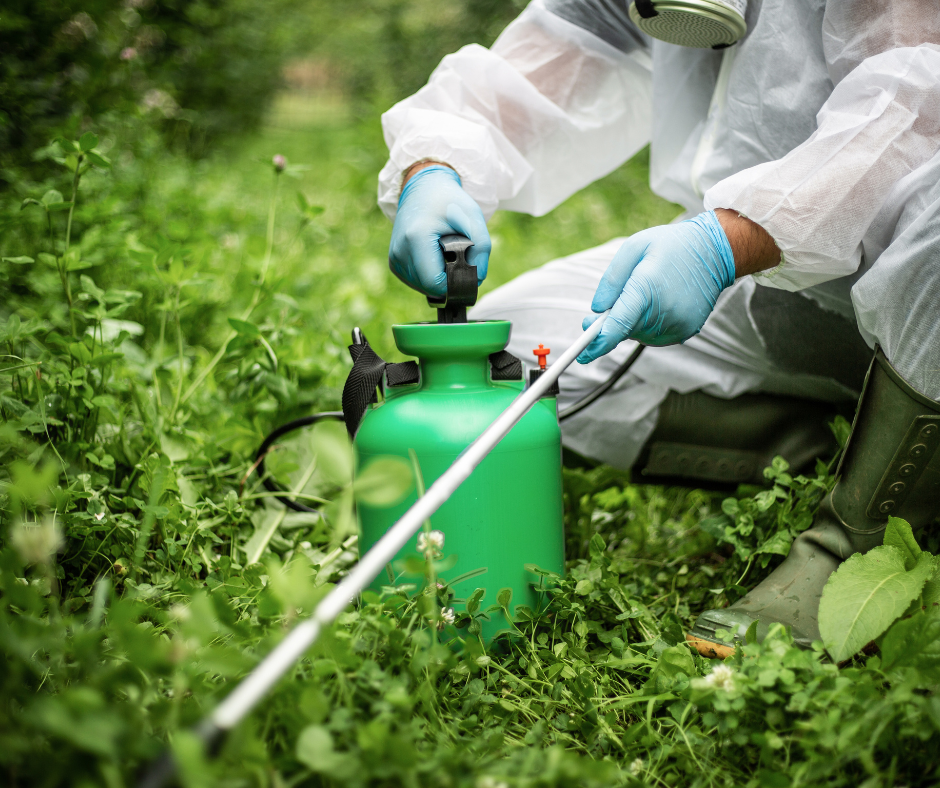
629,758,644,776
417,530,445,556
10,517,63,565
440,607,456,626
702,664,737,692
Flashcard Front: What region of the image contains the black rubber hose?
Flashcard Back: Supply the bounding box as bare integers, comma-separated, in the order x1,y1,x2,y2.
557,344,645,422
254,412,344,513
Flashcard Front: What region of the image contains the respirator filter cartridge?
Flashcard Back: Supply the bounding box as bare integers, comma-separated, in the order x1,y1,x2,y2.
628,0,747,49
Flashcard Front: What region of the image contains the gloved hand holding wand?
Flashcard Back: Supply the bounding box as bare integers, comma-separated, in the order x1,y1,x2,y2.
578,209,781,363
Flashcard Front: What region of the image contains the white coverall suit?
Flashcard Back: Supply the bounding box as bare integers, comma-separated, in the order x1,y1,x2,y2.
378,0,940,471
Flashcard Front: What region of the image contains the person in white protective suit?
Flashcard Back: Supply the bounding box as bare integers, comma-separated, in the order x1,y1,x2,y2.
377,0,940,657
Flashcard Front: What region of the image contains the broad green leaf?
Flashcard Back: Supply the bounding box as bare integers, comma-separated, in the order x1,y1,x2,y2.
295,725,355,779
755,529,794,557
79,132,99,151
171,726,213,787
497,587,512,608
55,136,78,153
922,559,940,609
883,516,921,570
128,248,155,264
297,191,325,217
353,455,413,507
87,150,111,168
753,489,778,512
331,491,357,539
879,611,940,678
311,420,353,486
830,415,851,449
432,554,458,572
41,189,64,205
466,588,485,615
88,352,124,367
395,556,426,575
819,545,934,662
2,256,34,265
69,342,93,365
575,579,594,596
648,644,698,692
80,275,105,301
227,317,261,337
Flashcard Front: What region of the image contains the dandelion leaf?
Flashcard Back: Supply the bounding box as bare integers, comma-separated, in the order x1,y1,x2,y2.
819,545,933,662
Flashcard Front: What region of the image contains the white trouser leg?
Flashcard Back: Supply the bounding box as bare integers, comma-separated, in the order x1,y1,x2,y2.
471,239,860,469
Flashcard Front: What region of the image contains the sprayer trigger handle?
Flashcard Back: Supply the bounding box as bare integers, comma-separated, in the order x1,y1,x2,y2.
440,234,474,265
428,234,477,323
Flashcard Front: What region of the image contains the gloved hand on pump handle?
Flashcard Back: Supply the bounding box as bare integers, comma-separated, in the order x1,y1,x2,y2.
388,163,491,297
390,162,780,357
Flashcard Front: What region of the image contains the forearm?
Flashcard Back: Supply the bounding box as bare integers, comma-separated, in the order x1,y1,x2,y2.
714,209,780,278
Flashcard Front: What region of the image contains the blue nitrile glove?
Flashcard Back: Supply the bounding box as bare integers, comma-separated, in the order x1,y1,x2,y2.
388,165,491,297
577,210,736,364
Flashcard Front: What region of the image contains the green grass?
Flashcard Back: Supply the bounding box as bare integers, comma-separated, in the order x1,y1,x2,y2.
1,92,939,788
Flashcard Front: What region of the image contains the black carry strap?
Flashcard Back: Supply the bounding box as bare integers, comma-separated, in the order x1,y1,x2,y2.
342,330,419,438
489,350,523,381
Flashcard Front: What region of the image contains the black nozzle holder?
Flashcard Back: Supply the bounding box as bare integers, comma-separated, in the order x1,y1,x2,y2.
427,234,477,324
528,368,560,398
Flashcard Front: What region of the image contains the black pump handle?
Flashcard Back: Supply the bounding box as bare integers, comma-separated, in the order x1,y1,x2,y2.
427,234,477,324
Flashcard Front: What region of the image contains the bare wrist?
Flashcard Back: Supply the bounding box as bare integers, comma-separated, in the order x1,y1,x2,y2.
402,160,455,188
714,208,781,278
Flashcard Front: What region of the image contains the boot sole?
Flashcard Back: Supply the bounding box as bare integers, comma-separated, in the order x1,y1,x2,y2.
686,633,735,659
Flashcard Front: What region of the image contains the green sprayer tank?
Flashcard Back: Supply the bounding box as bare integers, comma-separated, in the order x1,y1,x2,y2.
354,245,565,641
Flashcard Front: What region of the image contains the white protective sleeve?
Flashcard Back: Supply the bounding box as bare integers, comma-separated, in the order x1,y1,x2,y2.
704,5,940,292
377,0,653,221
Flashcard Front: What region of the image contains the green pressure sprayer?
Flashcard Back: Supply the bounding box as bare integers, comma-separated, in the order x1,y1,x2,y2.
139,235,640,787
355,236,565,640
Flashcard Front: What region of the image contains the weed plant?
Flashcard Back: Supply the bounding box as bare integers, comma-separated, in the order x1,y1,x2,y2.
1,100,940,788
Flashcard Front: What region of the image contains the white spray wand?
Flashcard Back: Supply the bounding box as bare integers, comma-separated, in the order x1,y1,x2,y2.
139,311,609,787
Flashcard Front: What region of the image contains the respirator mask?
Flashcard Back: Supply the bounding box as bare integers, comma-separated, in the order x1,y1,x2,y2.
628,0,747,49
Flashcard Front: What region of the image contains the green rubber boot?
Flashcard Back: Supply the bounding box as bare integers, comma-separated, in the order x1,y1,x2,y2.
635,389,845,487
688,349,940,658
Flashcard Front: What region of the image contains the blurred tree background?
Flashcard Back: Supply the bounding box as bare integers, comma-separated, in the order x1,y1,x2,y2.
0,0,524,172
0,0,676,362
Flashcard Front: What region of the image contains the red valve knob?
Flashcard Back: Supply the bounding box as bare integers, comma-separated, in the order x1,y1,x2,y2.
533,343,550,370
